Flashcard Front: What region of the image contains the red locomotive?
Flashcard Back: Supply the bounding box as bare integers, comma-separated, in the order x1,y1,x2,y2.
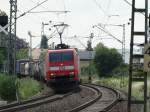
41,47,80,87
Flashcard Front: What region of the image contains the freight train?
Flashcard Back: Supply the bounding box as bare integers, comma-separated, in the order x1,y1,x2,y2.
16,44,80,88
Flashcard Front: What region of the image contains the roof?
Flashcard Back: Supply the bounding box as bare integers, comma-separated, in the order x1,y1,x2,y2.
78,50,95,60
48,49,76,53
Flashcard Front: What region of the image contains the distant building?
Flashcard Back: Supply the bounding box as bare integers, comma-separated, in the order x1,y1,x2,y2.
32,48,41,59
78,50,95,68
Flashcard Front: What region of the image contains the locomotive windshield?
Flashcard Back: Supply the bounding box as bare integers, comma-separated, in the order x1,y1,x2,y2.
49,51,73,62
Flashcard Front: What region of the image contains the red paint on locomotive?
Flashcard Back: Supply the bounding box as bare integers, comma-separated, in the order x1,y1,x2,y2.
44,49,80,84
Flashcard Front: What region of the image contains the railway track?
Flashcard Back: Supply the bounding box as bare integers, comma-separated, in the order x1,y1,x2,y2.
0,89,78,112
74,84,121,112
0,84,121,112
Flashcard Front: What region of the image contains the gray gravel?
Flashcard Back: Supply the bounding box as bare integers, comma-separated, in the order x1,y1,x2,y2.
16,86,96,112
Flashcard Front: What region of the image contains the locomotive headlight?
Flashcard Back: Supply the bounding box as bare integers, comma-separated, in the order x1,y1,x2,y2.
50,73,55,77
50,73,54,76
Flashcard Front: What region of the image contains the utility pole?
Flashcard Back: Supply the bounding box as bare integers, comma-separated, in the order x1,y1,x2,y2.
87,33,94,83
28,31,32,60
41,22,49,37
122,24,125,63
8,0,17,75
128,0,148,112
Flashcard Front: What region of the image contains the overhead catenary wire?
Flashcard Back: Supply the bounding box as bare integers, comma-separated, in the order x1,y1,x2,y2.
106,0,111,15
29,0,50,10
6,0,49,29
93,25,123,44
17,0,49,19
92,0,108,17
28,10,70,13
122,0,145,16
17,3,43,25
123,0,132,6
28,0,70,14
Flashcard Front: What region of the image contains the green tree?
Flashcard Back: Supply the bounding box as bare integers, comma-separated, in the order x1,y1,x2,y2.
16,48,28,60
94,43,123,76
40,35,48,49
0,48,6,64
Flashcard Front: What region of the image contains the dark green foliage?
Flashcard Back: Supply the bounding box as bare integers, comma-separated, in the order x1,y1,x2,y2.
0,48,7,64
94,43,123,76
0,74,17,101
81,62,97,76
40,35,48,49
16,48,28,60
112,63,129,76
19,78,43,100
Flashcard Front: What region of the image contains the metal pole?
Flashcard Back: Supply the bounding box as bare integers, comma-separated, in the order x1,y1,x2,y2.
59,33,63,44
144,0,148,111
28,31,32,59
28,31,32,76
128,0,135,111
123,24,125,63
9,0,17,75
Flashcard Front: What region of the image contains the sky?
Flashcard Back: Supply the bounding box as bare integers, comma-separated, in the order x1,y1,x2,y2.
0,0,149,50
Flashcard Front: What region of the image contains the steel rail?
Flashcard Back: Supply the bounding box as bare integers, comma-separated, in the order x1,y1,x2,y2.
0,84,121,112
97,85,121,112
68,84,102,112
70,84,121,112
0,91,74,112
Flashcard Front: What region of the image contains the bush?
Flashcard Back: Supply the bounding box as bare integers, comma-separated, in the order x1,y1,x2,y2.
0,74,17,101
19,78,43,100
94,43,123,77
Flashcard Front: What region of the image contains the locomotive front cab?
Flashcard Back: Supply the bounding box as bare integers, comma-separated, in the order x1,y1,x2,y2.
46,49,79,84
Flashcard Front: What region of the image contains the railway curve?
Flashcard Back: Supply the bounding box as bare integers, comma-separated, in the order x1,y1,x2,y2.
74,84,121,112
0,84,122,112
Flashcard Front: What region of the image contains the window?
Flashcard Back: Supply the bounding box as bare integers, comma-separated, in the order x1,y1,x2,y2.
49,51,73,62
62,52,73,61
49,53,61,62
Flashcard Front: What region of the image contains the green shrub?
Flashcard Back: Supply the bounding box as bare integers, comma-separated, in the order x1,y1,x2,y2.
19,78,43,100
0,74,17,101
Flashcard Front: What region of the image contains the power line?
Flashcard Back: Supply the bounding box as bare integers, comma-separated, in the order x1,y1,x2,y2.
123,0,132,6
29,0,50,10
17,0,49,19
93,25,123,44
92,0,108,17
122,0,145,16
29,10,70,13
106,0,111,14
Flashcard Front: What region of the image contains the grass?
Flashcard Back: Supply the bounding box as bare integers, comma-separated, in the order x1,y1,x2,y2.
0,73,17,101
0,73,43,101
81,74,150,100
18,77,43,100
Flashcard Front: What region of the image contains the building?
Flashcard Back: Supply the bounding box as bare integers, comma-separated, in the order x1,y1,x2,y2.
78,50,95,68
